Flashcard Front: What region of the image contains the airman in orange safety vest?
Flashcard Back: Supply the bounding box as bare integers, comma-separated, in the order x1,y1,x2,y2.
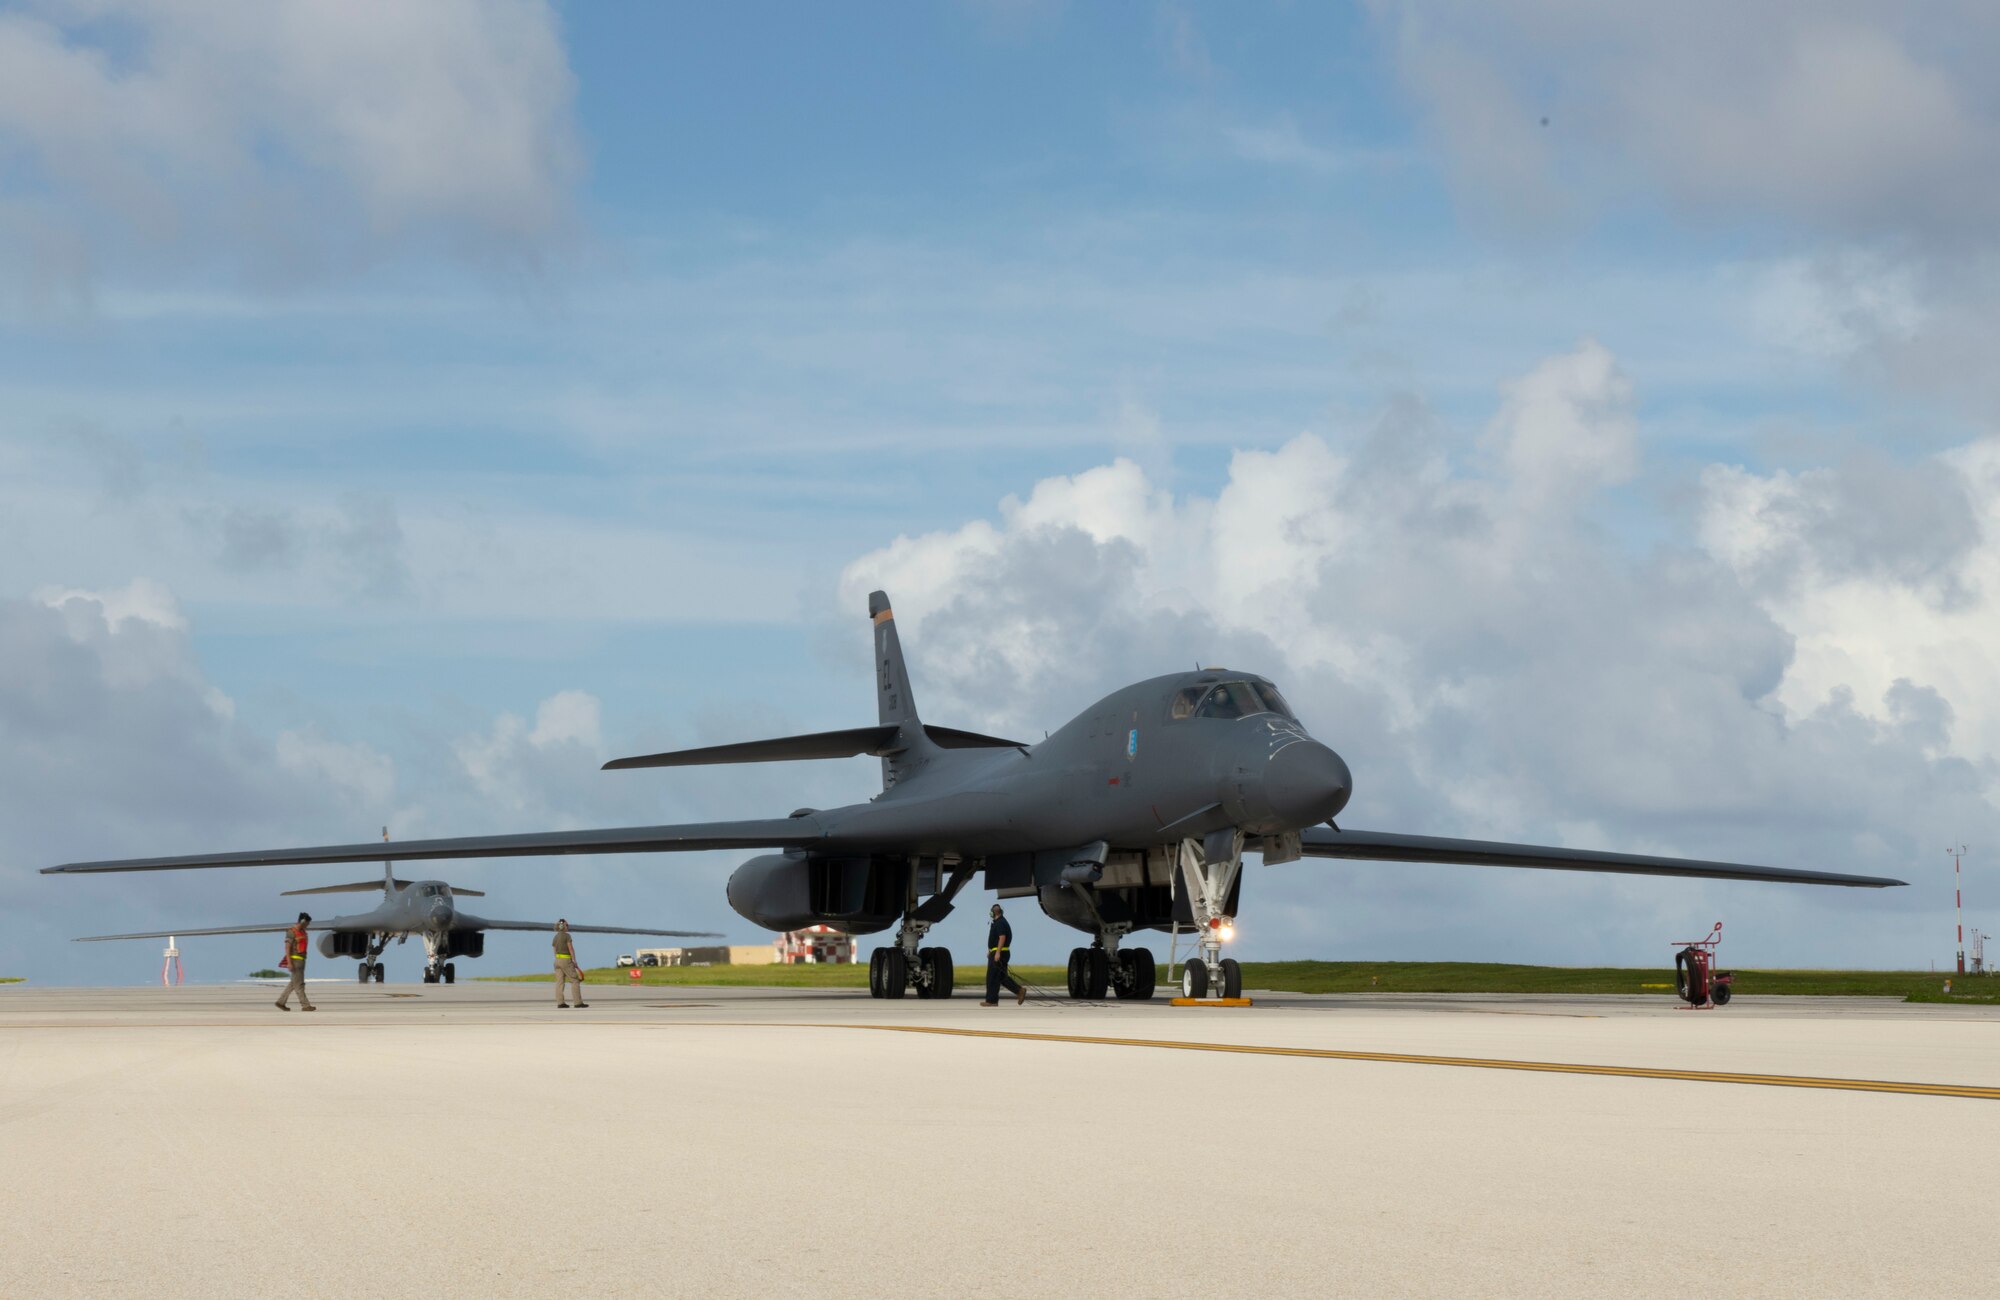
276,912,315,1012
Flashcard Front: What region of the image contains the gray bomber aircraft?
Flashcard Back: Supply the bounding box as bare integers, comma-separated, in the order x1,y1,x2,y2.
74,860,721,983
46,590,1904,1001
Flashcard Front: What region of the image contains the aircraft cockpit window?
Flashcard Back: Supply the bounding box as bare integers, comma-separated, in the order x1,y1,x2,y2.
1193,681,1264,719
1173,680,1289,721
1250,682,1295,719
422,884,445,897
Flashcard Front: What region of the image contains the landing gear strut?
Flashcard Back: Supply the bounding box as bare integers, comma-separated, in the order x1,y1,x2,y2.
1060,869,1160,1001
1176,831,1244,999
869,863,974,999
419,933,456,985
355,934,388,984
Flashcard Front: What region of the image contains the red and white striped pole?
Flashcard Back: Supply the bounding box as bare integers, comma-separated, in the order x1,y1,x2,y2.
1950,845,1967,975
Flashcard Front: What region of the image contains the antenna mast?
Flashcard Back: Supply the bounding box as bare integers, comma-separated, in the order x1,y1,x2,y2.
1949,844,1968,974
161,935,183,987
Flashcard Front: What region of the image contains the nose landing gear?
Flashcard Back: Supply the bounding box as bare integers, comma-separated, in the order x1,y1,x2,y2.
1173,832,1247,1003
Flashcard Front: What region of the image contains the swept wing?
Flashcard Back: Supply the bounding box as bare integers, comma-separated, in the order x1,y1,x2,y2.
76,922,329,942
43,817,826,875
457,915,722,937
1297,827,1904,888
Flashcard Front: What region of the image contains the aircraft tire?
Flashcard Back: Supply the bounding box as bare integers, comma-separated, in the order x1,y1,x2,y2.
1086,948,1111,999
1220,957,1242,1000
357,964,371,984
929,947,954,999
883,947,908,999
913,947,934,998
444,963,456,985
1065,948,1087,998
1182,958,1209,999
1115,949,1157,1000
867,948,885,998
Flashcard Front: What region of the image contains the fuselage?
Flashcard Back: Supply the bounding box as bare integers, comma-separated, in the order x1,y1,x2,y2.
799,670,1350,857
725,670,1352,936
322,880,459,937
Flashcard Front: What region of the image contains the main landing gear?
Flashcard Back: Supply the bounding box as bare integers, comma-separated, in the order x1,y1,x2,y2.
868,863,973,999
1064,940,1158,1000
1175,832,1244,999
354,934,388,984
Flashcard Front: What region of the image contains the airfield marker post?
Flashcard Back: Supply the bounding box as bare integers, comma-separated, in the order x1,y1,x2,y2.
1950,845,1968,974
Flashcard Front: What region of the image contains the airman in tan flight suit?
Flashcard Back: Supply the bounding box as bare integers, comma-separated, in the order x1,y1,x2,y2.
554,919,587,1009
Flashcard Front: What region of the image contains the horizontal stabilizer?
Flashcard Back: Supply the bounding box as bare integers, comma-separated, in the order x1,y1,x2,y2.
603,722,1025,770
1296,827,1905,888
280,879,485,897
42,817,830,874
923,724,1026,750
603,725,902,770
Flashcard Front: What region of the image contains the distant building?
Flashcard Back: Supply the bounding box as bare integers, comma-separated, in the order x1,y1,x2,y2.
775,925,856,964
636,929,854,966
635,944,779,967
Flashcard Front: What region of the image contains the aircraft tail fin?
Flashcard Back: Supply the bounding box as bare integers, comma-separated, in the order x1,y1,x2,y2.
869,590,939,789
869,590,918,727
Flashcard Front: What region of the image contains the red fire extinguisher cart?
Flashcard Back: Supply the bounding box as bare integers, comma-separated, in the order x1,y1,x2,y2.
1672,922,1733,1009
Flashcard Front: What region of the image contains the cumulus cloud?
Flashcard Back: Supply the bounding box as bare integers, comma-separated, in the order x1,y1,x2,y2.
842,341,1992,962
0,583,396,938
0,584,750,981
0,0,582,307
1701,439,2000,768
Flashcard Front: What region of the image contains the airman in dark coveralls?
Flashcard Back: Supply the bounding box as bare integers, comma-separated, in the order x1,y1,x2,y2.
982,903,1026,1006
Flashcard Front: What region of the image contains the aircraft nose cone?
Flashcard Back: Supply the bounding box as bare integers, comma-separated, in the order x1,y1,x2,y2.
1266,741,1351,827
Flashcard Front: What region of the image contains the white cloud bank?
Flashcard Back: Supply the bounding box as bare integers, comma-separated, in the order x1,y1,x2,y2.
844,340,1993,962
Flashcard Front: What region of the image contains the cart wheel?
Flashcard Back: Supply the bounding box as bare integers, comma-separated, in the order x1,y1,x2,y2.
1712,982,1732,1006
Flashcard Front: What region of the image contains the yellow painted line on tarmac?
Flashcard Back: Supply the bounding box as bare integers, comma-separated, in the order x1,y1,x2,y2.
812,1023,2000,1101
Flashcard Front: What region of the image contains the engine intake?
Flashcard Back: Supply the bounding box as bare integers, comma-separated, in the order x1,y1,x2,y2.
318,931,371,959
727,853,908,934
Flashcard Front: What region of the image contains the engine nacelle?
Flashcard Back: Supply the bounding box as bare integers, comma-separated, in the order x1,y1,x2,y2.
726,852,907,935
444,931,484,960
318,931,371,959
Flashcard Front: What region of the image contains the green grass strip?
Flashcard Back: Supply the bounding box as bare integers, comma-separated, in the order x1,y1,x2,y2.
477,959,1998,1000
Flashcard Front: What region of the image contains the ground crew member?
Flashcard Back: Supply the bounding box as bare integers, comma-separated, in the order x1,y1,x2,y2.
554,919,588,1010
981,903,1027,1006
276,912,315,1012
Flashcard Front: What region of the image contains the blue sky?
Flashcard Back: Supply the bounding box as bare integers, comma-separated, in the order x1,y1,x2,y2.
4,1,1999,983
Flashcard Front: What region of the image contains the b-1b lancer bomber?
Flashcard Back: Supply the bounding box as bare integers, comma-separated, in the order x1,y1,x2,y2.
47,590,1904,1000
75,859,720,983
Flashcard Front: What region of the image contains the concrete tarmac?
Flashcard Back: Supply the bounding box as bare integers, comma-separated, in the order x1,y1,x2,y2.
3,980,1997,1298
